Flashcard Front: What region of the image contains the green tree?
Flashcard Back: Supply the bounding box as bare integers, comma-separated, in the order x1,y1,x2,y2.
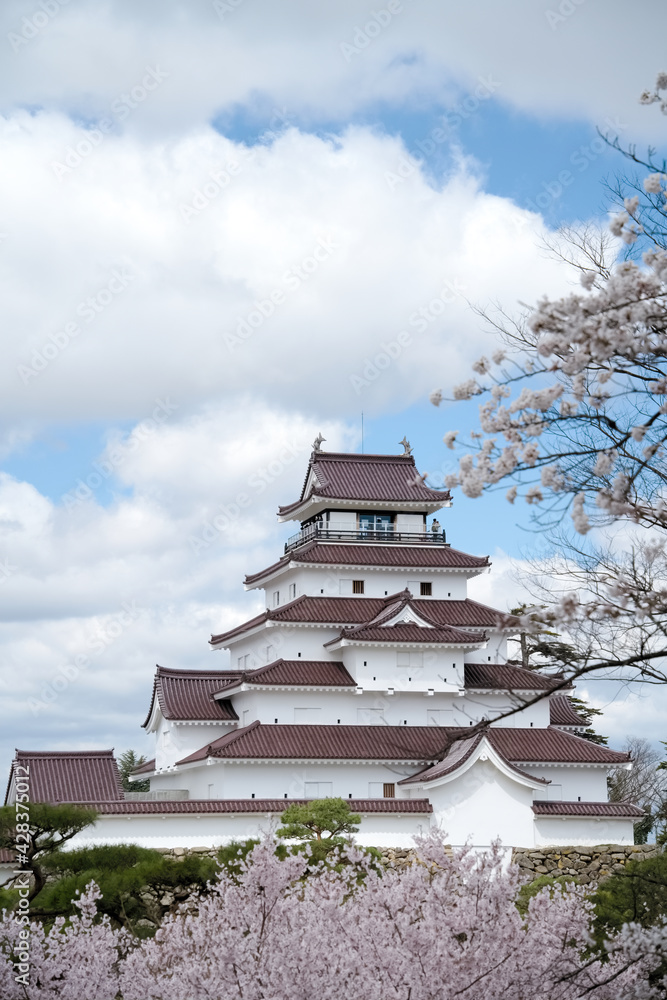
277,798,361,864
565,695,608,747
118,748,150,793
0,803,97,902
510,605,608,745
592,851,667,983
277,798,360,842
32,843,216,936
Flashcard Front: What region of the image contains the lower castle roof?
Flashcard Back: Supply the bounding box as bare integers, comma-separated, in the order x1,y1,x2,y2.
59,798,433,815
532,801,644,818
175,722,631,770
5,750,124,805
211,594,517,646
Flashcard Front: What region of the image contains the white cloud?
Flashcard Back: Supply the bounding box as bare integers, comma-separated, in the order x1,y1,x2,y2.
1,112,574,441
0,0,662,138
0,402,353,764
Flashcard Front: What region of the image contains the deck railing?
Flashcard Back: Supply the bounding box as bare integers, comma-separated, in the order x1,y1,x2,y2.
285,524,447,553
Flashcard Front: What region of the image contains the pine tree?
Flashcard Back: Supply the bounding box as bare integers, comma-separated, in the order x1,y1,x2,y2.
118,749,150,793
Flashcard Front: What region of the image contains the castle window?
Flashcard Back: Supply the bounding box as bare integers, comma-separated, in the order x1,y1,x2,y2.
352,580,365,594
304,782,333,799
272,591,280,607
420,582,432,596
288,583,296,600
383,783,395,798
397,652,423,669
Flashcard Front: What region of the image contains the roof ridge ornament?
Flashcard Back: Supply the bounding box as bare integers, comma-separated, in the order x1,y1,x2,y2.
312,433,326,452
399,436,413,456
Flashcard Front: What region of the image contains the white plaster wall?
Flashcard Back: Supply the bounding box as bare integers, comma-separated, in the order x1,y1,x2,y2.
459,693,550,729
67,811,431,850
426,758,537,848
464,633,507,663
224,688,469,727
168,760,421,800
154,719,232,771
226,626,341,664
255,566,473,601
533,817,635,847
520,765,610,801
341,646,467,691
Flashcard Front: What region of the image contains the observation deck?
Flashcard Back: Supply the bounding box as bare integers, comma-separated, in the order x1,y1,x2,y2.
285,523,448,554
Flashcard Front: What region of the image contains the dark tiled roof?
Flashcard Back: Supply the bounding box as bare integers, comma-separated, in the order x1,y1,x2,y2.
244,542,489,585
398,734,482,785
177,722,450,765
329,622,485,646
176,723,630,768
211,594,515,646
278,452,450,516
464,663,566,691
532,800,644,817
489,728,630,765
5,750,124,805
215,659,356,692
131,757,156,775
399,733,550,786
67,798,433,815
142,666,239,727
0,848,16,863
549,695,589,727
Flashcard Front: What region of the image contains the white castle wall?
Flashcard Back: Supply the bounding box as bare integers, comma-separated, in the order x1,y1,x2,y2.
152,760,420,801
426,758,537,848
463,693,551,728
66,811,429,850
226,626,341,667
154,718,234,770
520,765,611,802
533,817,634,847
259,566,471,604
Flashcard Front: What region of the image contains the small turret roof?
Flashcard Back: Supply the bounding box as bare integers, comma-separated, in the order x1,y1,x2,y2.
278,450,450,519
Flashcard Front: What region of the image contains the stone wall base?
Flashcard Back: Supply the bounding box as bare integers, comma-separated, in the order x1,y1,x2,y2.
155,843,662,883
512,844,660,884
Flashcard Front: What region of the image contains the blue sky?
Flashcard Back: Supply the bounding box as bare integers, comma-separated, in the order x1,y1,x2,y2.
1,0,665,768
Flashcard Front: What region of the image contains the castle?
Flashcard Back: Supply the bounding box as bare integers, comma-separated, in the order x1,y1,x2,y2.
4,443,641,850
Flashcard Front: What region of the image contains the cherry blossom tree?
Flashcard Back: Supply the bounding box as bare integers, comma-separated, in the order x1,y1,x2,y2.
431,73,667,699
1,834,663,998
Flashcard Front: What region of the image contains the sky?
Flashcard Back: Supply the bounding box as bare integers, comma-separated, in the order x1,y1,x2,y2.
1,0,665,771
